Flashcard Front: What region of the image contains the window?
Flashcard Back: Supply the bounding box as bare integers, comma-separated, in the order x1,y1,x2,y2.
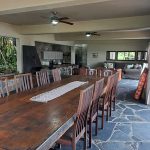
117,52,136,60
106,51,147,61
0,36,17,73
106,51,116,60
137,51,147,61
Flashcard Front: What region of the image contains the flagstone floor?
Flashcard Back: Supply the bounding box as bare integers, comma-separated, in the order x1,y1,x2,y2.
56,79,150,150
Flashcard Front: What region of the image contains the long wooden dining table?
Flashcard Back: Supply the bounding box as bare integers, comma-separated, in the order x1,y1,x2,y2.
0,75,103,150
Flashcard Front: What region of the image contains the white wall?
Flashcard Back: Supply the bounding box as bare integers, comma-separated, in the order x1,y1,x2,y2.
21,34,74,46
87,40,149,66
0,22,74,73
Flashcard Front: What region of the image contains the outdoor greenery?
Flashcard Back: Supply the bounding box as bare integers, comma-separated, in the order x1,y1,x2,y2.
117,52,136,60
0,36,17,73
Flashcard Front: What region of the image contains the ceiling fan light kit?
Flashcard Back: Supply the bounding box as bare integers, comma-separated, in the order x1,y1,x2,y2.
51,19,59,25
85,32,92,37
85,32,100,37
48,11,74,25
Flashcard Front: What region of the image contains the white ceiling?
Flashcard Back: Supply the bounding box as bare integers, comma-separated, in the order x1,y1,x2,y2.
0,0,150,25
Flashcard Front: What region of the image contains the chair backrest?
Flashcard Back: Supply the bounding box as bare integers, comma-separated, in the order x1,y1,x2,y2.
36,70,50,87
103,74,115,104
52,68,61,82
14,73,33,93
97,68,102,77
0,77,9,97
97,68,113,77
72,68,79,75
93,78,104,101
74,84,94,138
111,72,119,99
87,69,97,76
0,89,3,98
91,78,104,117
66,66,73,75
117,69,122,81
103,69,113,77
79,68,88,76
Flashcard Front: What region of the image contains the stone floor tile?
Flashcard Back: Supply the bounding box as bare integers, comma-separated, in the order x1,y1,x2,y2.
112,117,130,123
109,130,133,142
127,116,145,122
138,142,150,150
123,108,135,115
136,110,150,122
132,123,150,141
126,104,147,111
115,123,132,135
98,142,137,150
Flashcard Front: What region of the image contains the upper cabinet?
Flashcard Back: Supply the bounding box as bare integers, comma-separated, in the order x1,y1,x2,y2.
43,51,63,60
35,41,72,64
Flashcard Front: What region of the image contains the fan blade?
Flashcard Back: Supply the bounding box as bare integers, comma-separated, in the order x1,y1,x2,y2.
92,32,101,36
59,17,69,20
60,20,74,25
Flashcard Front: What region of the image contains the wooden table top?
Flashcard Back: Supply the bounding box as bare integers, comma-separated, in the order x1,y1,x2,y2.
0,75,102,150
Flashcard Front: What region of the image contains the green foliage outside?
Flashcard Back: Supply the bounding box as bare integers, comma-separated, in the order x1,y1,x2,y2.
0,36,17,73
117,52,135,60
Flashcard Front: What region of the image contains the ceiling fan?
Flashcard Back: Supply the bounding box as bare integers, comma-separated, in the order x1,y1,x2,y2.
41,12,74,25
85,32,101,37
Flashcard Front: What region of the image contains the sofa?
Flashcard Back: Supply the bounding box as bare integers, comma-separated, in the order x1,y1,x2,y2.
123,64,142,80
102,62,144,80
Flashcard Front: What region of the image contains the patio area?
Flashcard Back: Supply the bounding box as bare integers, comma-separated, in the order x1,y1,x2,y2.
56,79,150,150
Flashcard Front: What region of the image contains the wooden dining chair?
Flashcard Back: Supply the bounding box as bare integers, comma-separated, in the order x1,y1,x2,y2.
52,68,61,82
96,67,104,77
0,77,9,97
14,73,33,93
103,69,113,77
79,68,88,76
88,78,104,148
87,69,97,76
117,69,122,81
96,68,103,77
110,71,119,113
36,70,50,87
97,68,113,77
57,84,94,150
99,74,114,129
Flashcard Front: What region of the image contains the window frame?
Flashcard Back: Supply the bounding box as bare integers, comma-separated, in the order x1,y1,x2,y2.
106,51,117,60
106,51,147,61
137,51,148,61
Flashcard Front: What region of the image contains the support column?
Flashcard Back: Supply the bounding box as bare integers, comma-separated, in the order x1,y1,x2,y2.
146,43,150,105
